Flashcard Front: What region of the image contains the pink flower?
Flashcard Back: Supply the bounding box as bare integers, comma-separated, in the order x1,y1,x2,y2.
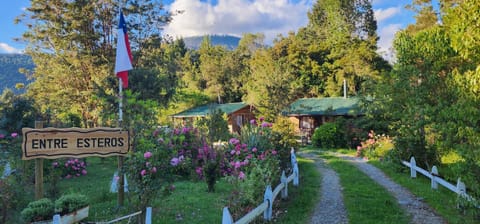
251,147,257,152
140,169,147,176
234,161,241,169
368,131,374,138
151,167,157,173
144,151,153,159
272,150,277,155
235,151,241,155
65,175,72,179
230,150,236,155
146,162,151,167
259,116,265,122
170,157,180,166
0,134,5,139
229,138,239,145
250,119,256,125
261,122,269,128
238,171,245,180
11,133,18,138
52,162,59,167
81,169,87,175
195,167,203,177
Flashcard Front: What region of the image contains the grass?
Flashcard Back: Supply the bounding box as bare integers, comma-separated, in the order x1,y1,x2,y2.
320,151,410,224
370,160,479,224
273,157,321,224
6,155,321,223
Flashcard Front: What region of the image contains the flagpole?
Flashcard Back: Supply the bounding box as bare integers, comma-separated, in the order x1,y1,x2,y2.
117,16,124,208
115,8,132,207
119,78,123,122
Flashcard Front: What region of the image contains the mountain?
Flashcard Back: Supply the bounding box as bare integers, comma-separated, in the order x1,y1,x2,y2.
0,54,33,94
183,35,241,50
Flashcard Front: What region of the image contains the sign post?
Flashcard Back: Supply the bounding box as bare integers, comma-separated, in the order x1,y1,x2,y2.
23,126,130,202
34,121,44,200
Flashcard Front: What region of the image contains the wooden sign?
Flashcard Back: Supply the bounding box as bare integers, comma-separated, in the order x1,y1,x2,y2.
22,127,129,160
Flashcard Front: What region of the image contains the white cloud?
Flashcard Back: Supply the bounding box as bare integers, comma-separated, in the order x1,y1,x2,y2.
0,43,22,54
163,0,312,44
374,7,401,24
377,23,402,62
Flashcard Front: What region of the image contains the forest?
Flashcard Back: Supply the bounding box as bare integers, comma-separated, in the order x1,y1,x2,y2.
1,0,480,206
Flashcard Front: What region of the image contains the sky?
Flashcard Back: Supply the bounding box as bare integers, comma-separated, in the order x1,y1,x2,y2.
0,0,416,60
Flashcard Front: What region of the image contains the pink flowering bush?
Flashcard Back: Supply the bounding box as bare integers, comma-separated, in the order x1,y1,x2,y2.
222,118,281,218
124,126,204,212
356,130,393,159
52,158,88,179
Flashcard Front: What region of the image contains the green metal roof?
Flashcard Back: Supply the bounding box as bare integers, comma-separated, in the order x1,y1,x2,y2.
172,102,249,118
284,97,363,116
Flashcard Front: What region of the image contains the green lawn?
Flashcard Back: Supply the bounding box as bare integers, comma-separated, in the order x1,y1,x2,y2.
17,148,469,224
8,156,319,223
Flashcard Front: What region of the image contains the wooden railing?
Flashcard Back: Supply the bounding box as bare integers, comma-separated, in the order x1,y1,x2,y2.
222,149,300,224
401,157,477,205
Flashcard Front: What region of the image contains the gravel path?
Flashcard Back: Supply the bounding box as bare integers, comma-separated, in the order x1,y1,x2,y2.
299,152,348,224
299,152,446,224
340,155,447,224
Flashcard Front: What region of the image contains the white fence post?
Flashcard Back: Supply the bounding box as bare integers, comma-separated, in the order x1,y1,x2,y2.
263,185,273,221
281,171,288,199
53,214,60,224
145,207,152,224
410,157,417,178
291,148,299,186
431,166,438,190
222,207,233,224
456,178,466,197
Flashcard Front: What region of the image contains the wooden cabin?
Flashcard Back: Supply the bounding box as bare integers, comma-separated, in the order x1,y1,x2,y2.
171,102,256,133
283,97,364,140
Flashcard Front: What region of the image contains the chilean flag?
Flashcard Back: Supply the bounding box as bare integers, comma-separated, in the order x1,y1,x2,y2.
114,11,133,88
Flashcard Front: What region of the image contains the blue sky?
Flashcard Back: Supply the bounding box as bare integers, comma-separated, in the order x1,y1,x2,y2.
0,0,416,59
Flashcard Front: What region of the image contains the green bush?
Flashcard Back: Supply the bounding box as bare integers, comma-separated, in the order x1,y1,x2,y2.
311,122,345,148
271,116,298,170
54,193,88,215
20,198,55,222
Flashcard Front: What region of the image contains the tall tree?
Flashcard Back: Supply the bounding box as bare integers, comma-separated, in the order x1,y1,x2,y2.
244,48,298,120
303,0,388,97
16,0,174,127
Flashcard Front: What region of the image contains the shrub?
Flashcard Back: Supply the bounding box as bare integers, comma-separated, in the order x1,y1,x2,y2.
356,130,393,159
311,122,345,148
271,116,298,170
222,118,281,219
20,198,55,222
54,193,88,215
53,158,88,179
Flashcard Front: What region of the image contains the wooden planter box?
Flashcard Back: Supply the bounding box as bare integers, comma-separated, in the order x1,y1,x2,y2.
31,206,89,224
60,206,89,224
